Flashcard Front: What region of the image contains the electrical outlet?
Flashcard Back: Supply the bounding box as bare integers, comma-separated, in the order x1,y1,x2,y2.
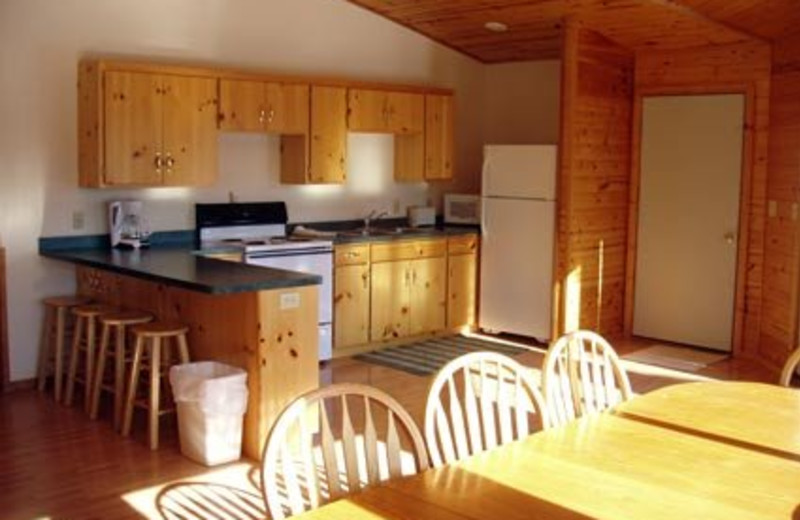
72,211,85,230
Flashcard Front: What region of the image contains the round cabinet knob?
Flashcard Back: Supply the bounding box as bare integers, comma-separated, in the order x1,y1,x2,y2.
724,232,736,245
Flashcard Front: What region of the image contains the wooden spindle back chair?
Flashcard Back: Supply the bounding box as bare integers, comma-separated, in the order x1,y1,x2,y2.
260,383,428,519
424,351,549,468
779,347,800,387
542,330,632,427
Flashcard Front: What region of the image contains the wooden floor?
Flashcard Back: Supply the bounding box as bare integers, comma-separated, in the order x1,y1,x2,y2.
0,336,777,520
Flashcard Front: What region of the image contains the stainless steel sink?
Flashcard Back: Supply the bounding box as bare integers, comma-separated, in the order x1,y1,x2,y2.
338,227,428,237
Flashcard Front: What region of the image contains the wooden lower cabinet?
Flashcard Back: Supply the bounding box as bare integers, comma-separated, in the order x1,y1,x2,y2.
334,263,371,349
371,256,446,342
447,235,478,329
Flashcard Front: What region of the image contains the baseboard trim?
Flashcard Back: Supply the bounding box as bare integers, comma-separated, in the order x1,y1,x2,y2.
3,378,36,393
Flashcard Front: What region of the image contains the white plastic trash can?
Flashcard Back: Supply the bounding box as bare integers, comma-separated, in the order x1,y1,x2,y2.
170,361,248,466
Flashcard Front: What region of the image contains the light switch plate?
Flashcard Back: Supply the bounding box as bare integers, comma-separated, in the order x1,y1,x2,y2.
280,292,300,310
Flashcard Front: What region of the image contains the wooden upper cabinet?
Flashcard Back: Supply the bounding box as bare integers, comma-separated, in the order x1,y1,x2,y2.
161,74,218,186
103,71,163,186
219,79,309,134
348,89,424,134
307,85,347,184
424,94,454,181
79,62,218,188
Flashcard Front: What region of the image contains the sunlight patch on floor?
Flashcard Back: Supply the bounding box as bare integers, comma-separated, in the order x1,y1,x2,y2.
122,460,262,520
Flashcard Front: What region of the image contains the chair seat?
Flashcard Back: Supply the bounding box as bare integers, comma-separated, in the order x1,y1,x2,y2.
132,322,190,337
43,295,92,308
100,311,153,326
72,304,116,318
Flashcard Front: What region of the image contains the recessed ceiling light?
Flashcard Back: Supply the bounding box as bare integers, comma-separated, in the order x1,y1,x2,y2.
484,21,508,33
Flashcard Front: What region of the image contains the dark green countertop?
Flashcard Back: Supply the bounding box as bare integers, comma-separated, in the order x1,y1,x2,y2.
41,246,321,295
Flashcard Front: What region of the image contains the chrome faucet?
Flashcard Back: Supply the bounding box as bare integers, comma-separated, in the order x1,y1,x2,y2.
363,210,389,232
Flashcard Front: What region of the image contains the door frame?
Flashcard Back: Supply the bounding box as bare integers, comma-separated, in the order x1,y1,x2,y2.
0,247,9,392
624,85,757,356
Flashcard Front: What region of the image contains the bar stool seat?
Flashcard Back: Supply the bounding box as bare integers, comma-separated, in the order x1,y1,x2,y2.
122,321,191,450
89,310,154,429
37,295,92,402
64,303,117,410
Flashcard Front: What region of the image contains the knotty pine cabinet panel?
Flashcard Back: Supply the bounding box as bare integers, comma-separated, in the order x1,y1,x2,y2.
334,264,371,349
424,94,454,181
282,85,347,184
79,63,218,188
447,235,478,330
348,89,424,134
408,256,447,335
219,79,309,134
371,260,412,341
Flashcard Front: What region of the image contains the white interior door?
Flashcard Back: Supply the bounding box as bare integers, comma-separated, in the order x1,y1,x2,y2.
633,94,744,351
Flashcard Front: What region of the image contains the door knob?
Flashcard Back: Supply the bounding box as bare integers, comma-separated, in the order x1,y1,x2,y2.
724,232,736,244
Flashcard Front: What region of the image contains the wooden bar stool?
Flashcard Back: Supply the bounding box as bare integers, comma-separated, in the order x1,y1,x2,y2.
89,310,154,428
64,303,116,410
122,322,190,450
36,295,92,402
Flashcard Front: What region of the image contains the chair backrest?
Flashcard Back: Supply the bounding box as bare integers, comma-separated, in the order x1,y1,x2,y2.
779,347,800,387
260,383,429,520
424,351,549,468
542,330,632,427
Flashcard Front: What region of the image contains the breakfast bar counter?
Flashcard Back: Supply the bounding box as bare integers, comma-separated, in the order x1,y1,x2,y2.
41,245,321,460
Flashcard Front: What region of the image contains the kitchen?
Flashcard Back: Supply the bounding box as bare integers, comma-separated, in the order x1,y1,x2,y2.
2,0,800,518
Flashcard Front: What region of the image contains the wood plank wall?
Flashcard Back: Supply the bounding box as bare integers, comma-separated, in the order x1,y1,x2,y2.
761,33,800,367
629,41,771,357
0,247,8,391
557,23,634,338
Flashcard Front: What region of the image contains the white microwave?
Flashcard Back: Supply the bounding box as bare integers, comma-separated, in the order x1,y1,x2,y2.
444,194,481,225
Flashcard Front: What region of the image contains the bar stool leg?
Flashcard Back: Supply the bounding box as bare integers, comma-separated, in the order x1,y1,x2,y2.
149,337,161,450
122,335,145,438
64,316,85,407
113,325,126,430
36,306,54,393
177,333,190,364
89,322,112,420
53,307,67,403
84,316,97,413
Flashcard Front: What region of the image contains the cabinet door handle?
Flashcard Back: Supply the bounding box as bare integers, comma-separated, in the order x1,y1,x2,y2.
362,271,369,290
164,154,175,170
412,269,417,285
154,152,163,172
268,107,275,124
404,269,410,287
259,108,266,124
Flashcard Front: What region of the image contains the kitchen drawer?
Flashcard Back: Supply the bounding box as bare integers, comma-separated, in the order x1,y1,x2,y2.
335,244,370,266
448,234,479,255
371,239,446,262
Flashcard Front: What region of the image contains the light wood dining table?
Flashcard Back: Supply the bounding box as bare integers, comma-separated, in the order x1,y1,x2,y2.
293,382,800,519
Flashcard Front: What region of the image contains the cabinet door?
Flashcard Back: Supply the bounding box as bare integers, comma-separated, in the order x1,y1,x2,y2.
161,75,218,186
348,89,388,132
103,71,163,186
308,85,347,184
218,79,264,132
448,253,477,329
425,94,454,180
334,264,371,349
370,261,410,341
386,91,424,134
264,83,309,134
409,256,446,335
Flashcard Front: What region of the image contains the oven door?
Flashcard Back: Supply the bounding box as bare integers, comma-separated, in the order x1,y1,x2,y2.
245,249,333,361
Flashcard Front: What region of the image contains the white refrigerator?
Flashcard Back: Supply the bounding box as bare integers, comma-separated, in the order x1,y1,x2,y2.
479,145,557,341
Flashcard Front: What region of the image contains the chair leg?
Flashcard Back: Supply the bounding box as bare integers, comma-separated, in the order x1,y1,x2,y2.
122,336,144,437
89,323,111,420
149,337,161,450
113,325,126,431
36,306,53,393
84,317,97,413
53,308,67,403
64,316,84,407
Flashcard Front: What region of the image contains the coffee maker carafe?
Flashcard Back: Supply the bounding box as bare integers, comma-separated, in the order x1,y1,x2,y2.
109,200,151,248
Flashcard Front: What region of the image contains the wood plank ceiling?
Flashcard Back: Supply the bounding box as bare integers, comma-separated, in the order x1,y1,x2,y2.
344,0,800,63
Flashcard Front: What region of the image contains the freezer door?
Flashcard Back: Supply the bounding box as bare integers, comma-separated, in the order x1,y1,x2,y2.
479,198,555,340
482,145,557,199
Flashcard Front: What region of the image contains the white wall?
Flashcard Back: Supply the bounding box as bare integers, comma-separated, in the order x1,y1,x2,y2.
484,60,561,144
0,0,559,381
